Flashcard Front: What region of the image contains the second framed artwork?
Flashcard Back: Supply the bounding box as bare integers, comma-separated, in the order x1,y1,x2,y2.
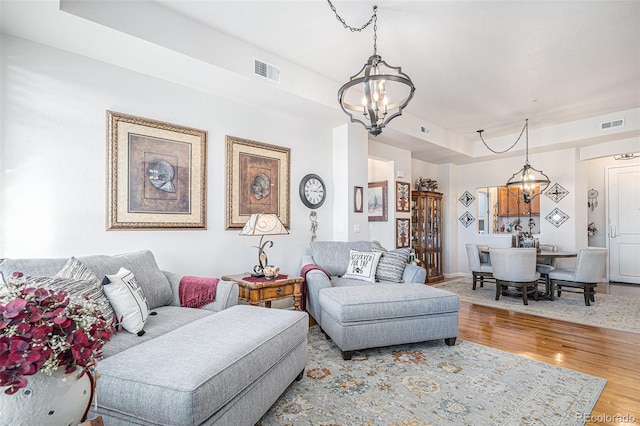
368,181,388,222
396,218,410,248
225,135,290,229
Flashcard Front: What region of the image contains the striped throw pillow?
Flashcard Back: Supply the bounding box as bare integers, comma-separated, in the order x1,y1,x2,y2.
372,241,411,283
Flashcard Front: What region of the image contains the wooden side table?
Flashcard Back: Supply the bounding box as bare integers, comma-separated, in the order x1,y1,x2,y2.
221,274,303,311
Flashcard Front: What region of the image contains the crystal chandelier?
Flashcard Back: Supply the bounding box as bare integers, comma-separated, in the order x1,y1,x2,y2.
329,2,415,136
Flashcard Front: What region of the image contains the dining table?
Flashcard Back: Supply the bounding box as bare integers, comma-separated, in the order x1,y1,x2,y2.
479,247,578,300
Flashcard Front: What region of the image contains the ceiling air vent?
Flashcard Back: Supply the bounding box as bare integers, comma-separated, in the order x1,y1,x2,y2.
600,118,624,130
254,58,281,84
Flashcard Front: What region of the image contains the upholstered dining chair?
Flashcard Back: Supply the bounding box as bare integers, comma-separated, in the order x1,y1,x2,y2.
548,248,607,306
465,244,493,290
490,248,540,305
536,243,557,299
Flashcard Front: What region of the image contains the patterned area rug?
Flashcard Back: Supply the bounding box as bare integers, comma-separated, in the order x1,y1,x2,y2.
434,277,640,334
259,326,606,425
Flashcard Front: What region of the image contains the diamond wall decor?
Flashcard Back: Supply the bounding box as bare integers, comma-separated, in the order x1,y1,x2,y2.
545,208,570,228
459,211,476,227
459,191,475,207
545,183,569,203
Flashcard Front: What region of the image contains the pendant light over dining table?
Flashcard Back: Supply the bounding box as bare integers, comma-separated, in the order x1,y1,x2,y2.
328,1,415,136
478,119,550,204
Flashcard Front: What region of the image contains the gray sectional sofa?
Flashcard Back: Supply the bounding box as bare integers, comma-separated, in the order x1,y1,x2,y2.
0,250,308,425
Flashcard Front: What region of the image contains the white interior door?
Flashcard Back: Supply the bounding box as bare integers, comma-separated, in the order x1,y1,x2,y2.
608,164,640,284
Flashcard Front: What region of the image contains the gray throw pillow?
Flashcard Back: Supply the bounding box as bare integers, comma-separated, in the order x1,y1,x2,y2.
372,241,411,283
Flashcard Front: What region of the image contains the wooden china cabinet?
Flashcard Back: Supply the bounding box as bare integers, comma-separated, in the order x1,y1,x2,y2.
411,190,444,283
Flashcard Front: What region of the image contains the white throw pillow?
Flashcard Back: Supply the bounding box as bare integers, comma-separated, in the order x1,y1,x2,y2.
102,268,150,335
342,250,382,283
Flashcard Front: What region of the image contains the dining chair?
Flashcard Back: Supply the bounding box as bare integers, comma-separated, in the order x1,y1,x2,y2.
465,244,494,290
536,243,557,299
548,248,607,306
490,248,540,305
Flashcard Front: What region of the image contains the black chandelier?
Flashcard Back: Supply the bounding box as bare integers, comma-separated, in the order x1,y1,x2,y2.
329,2,415,136
478,119,550,203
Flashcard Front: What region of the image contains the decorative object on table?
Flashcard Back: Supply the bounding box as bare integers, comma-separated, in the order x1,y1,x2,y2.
415,177,438,191
263,266,280,280
395,218,410,248
354,186,363,213
299,174,326,209
587,188,599,211
328,2,415,136
239,213,289,277
225,135,290,229
395,181,410,212
459,191,475,207
309,210,318,242
588,222,598,237
477,119,550,203
459,211,476,228
0,273,115,424
368,181,388,221
545,183,569,203
106,111,207,230
614,153,639,160
545,207,570,228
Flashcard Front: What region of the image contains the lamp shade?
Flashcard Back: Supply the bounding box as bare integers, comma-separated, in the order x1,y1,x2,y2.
239,213,288,236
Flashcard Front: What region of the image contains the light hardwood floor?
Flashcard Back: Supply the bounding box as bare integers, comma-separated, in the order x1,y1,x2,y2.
459,301,640,426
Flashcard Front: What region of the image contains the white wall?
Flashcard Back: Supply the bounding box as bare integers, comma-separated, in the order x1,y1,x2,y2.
0,35,334,277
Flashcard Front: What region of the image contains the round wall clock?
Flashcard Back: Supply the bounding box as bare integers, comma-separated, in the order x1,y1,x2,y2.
299,174,326,209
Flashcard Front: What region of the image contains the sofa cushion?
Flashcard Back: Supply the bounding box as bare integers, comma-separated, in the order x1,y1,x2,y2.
102,305,213,358
342,250,381,283
94,305,308,425
102,268,150,334
78,251,173,309
319,283,460,324
310,241,373,276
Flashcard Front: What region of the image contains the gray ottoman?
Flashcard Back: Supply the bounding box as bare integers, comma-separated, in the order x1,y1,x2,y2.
319,283,460,360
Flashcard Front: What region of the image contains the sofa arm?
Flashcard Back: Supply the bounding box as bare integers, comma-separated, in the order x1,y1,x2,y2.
403,264,427,284
300,255,333,325
162,271,239,312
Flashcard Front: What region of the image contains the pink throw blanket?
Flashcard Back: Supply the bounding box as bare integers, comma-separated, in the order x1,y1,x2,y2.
299,264,330,312
179,276,219,309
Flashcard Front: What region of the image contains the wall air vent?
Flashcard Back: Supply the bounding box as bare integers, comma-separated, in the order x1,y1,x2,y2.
600,118,624,130
254,58,281,84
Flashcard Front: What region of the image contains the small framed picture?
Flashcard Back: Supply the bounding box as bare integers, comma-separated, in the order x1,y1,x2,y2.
396,218,410,248
354,186,364,213
396,181,410,212
368,181,388,222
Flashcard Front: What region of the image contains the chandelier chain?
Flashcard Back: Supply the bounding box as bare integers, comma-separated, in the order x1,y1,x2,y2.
477,120,528,155
327,1,378,53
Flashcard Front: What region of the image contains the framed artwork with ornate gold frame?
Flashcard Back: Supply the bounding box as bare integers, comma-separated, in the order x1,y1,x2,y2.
226,135,290,229
395,181,410,212
106,111,207,230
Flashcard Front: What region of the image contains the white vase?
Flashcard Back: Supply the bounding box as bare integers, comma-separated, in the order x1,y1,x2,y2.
0,368,92,426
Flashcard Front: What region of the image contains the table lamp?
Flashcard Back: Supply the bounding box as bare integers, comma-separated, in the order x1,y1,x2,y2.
239,213,289,277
